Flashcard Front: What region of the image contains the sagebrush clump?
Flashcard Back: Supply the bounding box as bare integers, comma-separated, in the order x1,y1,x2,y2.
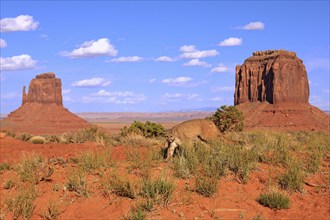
120,121,165,138
30,136,46,144
210,105,244,133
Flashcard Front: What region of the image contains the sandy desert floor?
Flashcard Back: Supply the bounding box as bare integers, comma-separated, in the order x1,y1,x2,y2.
0,121,329,220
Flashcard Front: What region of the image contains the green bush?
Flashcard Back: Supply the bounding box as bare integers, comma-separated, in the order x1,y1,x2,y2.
66,169,89,197
258,191,290,210
210,105,244,133
101,173,137,199
120,121,165,138
16,153,48,184
77,150,114,173
30,136,46,144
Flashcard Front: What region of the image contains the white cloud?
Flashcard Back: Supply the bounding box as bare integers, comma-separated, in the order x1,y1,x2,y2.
183,59,211,67
162,93,199,102
241,21,265,30
83,89,146,104
155,56,175,62
60,38,118,58
0,15,39,32
211,63,229,73
0,92,20,99
62,89,71,94
219,37,242,46
162,77,192,86
0,39,7,48
211,86,235,93
0,54,37,71
72,78,111,87
109,56,143,63
180,49,219,59
180,45,197,53
149,78,156,83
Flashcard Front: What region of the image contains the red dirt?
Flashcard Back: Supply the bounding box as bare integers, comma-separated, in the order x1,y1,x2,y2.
0,135,329,220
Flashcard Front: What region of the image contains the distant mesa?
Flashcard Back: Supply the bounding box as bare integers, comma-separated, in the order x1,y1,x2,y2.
234,50,329,131
1,72,92,135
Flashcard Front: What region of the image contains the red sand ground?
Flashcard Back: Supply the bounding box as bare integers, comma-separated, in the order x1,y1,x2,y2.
0,135,329,220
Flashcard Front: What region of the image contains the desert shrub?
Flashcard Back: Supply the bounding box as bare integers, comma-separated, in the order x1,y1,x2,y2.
101,173,137,199
17,133,32,142
171,147,198,179
40,200,61,220
6,185,36,219
120,121,165,139
60,127,111,145
52,183,60,192
66,169,88,197
125,207,146,220
258,191,290,210
126,149,152,176
16,153,51,184
209,105,244,133
0,163,10,171
77,150,114,173
119,133,163,148
30,136,46,144
141,174,175,206
278,160,306,192
195,175,218,197
5,130,16,138
4,180,15,190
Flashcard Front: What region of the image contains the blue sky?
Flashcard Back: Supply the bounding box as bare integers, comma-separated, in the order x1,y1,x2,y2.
1,1,329,113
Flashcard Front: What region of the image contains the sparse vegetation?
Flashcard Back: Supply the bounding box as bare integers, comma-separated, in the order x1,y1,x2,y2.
258,191,291,210
40,200,61,220
76,150,114,173
195,175,218,197
66,169,89,197
101,173,137,199
4,180,15,190
6,185,36,219
210,105,244,133
278,160,306,192
30,136,46,144
0,163,10,171
141,174,175,206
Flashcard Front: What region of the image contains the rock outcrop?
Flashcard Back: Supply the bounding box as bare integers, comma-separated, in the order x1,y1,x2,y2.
235,50,309,105
234,50,329,131
22,72,62,105
1,72,92,135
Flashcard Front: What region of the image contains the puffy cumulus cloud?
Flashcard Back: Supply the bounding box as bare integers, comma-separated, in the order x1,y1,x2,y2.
211,63,229,73
180,48,219,59
179,45,197,53
72,78,111,87
83,89,146,104
0,15,39,32
183,59,211,67
162,93,199,102
0,39,7,48
109,56,143,63
211,86,235,93
60,38,118,58
219,37,242,46
241,21,265,30
0,54,37,71
162,76,192,86
155,56,175,62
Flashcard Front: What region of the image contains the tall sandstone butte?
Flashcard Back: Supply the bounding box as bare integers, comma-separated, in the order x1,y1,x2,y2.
1,72,92,134
234,50,329,131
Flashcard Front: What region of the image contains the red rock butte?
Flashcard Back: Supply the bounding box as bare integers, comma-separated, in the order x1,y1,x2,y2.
1,72,92,135
235,50,329,131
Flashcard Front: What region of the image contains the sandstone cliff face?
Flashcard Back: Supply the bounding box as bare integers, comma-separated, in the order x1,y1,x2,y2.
2,72,92,135
234,50,309,105
22,72,62,105
234,50,329,132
